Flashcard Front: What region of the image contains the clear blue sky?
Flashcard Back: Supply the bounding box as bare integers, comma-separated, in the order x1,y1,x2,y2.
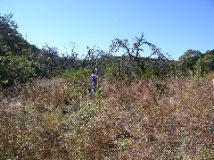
1,0,214,59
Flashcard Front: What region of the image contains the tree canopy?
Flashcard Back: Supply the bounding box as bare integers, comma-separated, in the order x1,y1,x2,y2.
0,13,213,86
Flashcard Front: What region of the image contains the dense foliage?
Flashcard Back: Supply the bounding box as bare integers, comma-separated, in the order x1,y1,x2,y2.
0,13,214,86
0,14,80,86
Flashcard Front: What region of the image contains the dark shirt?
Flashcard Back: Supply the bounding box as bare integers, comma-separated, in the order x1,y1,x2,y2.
91,73,97,84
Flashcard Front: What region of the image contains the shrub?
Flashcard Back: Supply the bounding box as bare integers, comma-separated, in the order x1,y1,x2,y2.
0,55,39,85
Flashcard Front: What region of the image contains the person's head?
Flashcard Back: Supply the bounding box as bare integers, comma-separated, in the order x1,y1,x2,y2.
91,69,95,74
92,68,98,74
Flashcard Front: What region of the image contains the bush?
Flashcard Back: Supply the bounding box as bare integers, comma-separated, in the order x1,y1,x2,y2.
0,55,39,85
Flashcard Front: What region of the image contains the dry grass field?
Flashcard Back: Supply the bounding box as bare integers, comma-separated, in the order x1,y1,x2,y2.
0,76,213,159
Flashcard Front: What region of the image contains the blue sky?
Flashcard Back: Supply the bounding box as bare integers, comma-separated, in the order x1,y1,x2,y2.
1,0,214,59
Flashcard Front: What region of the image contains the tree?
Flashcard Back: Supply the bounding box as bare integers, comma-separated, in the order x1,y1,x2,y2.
82,46,105,68
194,50,214,76
109,33,170,78
178,49,202,75
0,13,40,85
203,49,214,71
0,13,29,56
179,49,202,60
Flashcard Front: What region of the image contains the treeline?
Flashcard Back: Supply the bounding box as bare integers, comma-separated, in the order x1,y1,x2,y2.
0,14,82,86
0,13,213,86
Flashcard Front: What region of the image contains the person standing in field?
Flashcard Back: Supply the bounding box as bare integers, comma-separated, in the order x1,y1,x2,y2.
90,69,98,95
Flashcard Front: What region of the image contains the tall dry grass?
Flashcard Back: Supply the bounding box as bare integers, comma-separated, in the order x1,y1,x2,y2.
0,77,213,159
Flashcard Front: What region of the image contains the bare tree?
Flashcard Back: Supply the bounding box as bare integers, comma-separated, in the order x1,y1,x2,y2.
109,33,169,69
82,46,105,68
